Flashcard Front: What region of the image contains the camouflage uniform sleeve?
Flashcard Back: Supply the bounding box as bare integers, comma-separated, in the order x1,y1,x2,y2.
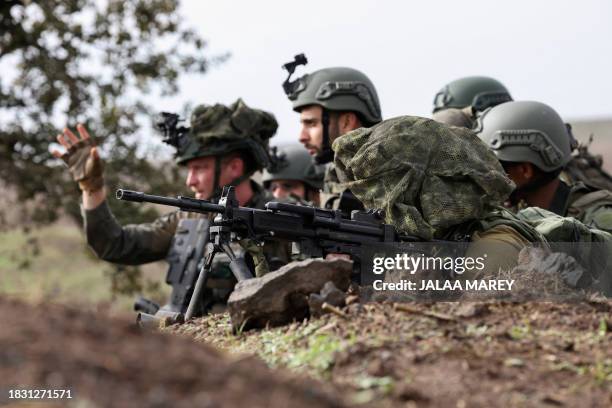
82,200,179,265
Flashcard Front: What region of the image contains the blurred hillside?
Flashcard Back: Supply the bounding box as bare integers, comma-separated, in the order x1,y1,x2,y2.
0,216,168,315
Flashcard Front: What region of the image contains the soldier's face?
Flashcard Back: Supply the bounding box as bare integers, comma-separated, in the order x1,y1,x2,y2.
186,156,217,199
269,179,306,200
186,155,245,199
299,105,324,156
299,106,353,156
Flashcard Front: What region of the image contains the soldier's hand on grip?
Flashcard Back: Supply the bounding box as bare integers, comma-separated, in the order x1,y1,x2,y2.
52,124,105,192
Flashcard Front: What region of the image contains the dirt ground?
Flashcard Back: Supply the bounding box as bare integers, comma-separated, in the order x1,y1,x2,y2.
170,299,612,407
0,296,345,408
2,295,611,408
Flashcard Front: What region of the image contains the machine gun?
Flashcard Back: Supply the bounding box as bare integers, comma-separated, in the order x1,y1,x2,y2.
116,186,424,321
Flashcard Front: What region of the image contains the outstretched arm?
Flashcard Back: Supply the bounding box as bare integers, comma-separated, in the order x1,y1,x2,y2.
52,124,106,209
52,124,176,264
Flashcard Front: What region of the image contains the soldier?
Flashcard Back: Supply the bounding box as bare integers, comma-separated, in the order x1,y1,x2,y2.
431,77,612,192
331,115,545,276
431,76,513,128
262,145,323,206
475,100,612,233
52,99,286,313
282,55,382,213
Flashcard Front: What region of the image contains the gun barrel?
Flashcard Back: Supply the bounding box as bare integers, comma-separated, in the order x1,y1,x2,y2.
116,189,224,214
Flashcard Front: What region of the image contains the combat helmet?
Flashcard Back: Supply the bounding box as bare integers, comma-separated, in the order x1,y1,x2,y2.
432,76,512,113
161,99,278,198
282,54,381,164
475,101,572,173
262,145,324,191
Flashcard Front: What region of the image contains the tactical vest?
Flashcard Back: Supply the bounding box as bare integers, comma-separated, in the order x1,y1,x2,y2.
164,218,211,314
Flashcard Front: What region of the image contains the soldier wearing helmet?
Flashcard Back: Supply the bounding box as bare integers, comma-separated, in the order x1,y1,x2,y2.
282,54,382,214
262,145,323,206
431,77,612,198
476,101,612,232
53,99,288,312
432,76,513,128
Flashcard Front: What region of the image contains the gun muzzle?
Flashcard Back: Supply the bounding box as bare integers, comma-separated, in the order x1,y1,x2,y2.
116,189,145,202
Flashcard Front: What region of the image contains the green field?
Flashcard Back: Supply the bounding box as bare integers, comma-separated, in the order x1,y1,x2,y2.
0,220,168,314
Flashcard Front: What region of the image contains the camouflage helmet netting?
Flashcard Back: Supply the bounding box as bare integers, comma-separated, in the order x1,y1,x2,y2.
176,99,278,170
332,116,515,239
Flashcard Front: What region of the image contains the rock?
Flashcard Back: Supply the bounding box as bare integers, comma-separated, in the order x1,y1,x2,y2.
308,281,347,318
228,258,353,330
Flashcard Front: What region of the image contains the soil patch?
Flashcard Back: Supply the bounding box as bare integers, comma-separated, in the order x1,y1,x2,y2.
0,296,345,408
170,299,612,407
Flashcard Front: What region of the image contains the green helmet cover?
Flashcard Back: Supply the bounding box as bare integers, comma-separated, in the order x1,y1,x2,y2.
433,76,512,113
175,99,278,172
475,101,572,172
262,145,323,190
287,67,382,125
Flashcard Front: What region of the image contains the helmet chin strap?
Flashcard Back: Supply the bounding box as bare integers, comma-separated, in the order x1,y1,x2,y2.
315,109,334,164
210,156,254,202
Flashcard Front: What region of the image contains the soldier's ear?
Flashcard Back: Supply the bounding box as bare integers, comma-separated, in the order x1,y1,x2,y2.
339,112,361,133
223,155,246,178
521,163,536,182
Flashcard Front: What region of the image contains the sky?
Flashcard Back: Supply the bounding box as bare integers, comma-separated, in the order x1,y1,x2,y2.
156,0,612,147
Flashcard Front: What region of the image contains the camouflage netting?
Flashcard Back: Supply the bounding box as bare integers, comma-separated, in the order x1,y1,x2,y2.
190,99,277,143
332,116,514,239
177,98,278,168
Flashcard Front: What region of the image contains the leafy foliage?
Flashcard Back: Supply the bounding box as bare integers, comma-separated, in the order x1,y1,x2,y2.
0,0,226,226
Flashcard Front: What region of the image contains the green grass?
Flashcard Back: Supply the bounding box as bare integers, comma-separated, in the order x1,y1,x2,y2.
0,221,168,312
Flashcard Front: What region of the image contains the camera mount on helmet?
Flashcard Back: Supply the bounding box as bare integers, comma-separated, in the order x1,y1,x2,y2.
282,53,308,100
155,112,190,153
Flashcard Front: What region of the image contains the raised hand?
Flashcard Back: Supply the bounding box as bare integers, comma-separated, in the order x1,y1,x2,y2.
52,124,105,193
